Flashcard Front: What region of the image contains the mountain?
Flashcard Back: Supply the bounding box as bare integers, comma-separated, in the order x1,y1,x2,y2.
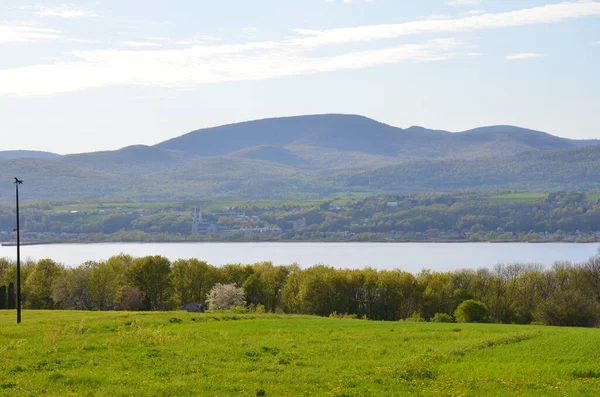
339,145,600,193
230,145,306,167
1,114,598,201
64,145,198,177
155,114,593,162
155,114,409,157
447,125,579,159
0,150,61,160
0,158,128,201
128,156,302,200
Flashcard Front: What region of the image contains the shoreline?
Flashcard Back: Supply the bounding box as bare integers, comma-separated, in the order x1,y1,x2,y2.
3,239,599,246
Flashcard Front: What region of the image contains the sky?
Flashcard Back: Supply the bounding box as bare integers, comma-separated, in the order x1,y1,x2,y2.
0,0,599,154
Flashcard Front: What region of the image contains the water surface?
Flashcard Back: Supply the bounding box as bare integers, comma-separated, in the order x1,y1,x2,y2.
1,242,598,272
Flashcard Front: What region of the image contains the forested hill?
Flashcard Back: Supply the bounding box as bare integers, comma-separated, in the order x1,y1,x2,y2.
155,114,589,160
341,145,600,193
0,150,61,160
1,114,599,201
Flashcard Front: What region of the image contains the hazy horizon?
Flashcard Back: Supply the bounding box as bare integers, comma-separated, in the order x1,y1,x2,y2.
3,113,589,156
1,0,599,154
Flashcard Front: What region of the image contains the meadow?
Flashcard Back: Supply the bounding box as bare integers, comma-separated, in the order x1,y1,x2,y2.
1,311,600,396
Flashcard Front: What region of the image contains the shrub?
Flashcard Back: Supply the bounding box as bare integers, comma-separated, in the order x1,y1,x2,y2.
230,305,249,314
206,283,245,310
405,312,426,322
247,303,266,313
431,313,454,323
534,291,599,327
454,300,489,323
329,312,360,320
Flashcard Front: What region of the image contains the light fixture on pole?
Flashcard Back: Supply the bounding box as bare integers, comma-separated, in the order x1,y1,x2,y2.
14,177,23,324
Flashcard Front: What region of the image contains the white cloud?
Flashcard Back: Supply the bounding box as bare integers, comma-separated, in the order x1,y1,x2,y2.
446,0,481,6
325,0,374,3
422,14,453,20
294,1,600,46
121,41,163,47
175,36,222,45
0,22,60,43
0,1,598,96
465,10,485,15
34,4,98,19
506,52,546,60
0,38,471,96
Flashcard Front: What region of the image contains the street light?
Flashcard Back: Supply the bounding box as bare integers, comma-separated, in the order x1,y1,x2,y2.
14,177,23,324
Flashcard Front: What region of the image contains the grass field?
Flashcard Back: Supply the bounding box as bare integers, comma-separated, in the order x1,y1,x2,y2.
487,192,600,204
1,311,600,396
19,196,362,214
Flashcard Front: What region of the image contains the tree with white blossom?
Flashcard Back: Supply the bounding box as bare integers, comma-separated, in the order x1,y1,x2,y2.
206,283,245,310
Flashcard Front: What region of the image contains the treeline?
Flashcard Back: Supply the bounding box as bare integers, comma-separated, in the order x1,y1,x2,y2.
1,255,600,327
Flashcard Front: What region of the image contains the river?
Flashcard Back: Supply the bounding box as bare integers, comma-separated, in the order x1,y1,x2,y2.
0,242,598,272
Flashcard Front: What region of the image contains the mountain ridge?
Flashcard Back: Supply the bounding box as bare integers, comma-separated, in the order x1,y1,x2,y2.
1,114,598,201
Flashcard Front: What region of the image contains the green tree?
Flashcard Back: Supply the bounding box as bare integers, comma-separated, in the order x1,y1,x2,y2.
172,259,220,306
454,299,489,323
0,285,6,309
52,263,93,309
418,271,455,320
293,266,350,316
242,262,294,312
25,259,64,309
7,282,15,309
128,256,173,310
221,264,254,287
88,256,129,310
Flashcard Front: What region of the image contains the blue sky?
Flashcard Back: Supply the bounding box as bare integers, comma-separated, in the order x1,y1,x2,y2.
1,0,599,154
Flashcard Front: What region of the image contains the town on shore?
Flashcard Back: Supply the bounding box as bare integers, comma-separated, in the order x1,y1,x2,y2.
2,191,600,244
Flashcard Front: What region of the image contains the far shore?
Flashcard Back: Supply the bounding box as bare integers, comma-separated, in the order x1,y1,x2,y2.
3,239,600,246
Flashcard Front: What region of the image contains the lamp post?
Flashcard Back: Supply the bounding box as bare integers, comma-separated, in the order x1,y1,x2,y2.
14,177,23,324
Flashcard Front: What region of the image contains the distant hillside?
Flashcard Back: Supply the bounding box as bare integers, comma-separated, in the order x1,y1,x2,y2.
155,114,411,157
0,150,61,160
341,145,600,193
64,145,198,177
128,156,303,200
0,158,127,201
447,125,580,159
1,114,599,201
230,145,306,167
156,115,596,162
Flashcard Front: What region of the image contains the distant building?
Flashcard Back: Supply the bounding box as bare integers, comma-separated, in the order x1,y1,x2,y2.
183,302,205,313
386,202,398,207
192,208,227,235
287,218,306,230
192,207,200,235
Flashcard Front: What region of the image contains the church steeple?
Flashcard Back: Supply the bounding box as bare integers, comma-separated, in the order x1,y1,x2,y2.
192,207,199,235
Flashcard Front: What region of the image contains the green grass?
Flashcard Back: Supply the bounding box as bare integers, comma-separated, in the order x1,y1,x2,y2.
201,197,358,211
487,192,600,204
586,193,600,203
1,311,600,396
20,197,362,214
